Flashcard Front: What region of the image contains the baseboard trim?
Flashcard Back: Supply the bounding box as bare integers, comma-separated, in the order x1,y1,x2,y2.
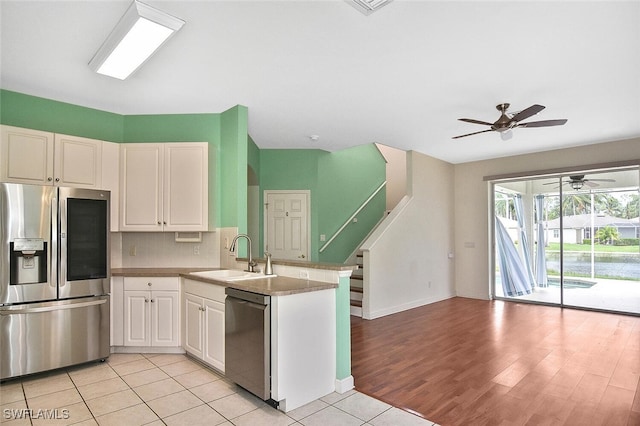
366,293,456,320
335,375,355,393
111,346,186,355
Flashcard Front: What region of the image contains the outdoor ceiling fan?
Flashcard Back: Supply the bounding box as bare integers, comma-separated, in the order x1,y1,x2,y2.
452,103,567,139
544,174,616,190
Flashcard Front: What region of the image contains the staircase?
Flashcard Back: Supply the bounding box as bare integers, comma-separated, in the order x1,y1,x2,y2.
350,252,364,317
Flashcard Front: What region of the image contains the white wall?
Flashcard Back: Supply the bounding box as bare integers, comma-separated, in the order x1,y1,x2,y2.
375,143,407,211
454,137,640,300
361,151,455,319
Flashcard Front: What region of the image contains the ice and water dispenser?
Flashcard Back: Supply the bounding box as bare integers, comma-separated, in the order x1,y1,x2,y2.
10,238,47,285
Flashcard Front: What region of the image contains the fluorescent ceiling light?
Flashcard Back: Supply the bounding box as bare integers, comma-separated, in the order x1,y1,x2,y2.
346,0,393,16
89,1,184,80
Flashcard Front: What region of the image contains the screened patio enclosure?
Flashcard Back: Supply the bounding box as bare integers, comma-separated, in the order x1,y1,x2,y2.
492,166,640,315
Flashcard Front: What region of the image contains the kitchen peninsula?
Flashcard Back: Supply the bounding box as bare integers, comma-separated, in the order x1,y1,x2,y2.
111,260,355,412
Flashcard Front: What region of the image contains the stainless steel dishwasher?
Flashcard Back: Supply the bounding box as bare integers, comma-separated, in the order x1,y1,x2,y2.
225,287,272,402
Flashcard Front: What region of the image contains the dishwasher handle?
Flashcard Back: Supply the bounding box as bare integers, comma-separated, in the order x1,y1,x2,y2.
225,287,270,305
230,298,268,311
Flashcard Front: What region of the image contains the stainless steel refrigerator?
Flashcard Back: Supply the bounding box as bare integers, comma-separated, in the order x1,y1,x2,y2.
1,183,111,380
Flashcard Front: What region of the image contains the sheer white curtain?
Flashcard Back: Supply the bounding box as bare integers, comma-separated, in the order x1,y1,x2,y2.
514,195,536,288
496,216,533,297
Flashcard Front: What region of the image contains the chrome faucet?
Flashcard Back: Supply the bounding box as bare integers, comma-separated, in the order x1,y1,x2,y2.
230,234,257,273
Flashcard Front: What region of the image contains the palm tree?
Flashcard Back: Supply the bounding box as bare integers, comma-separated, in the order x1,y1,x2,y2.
596,226,619,244
620,193,639,219
562,194,591,216
595,194,623,217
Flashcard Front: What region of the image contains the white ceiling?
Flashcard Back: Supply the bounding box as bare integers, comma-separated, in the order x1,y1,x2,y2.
1,1,639,164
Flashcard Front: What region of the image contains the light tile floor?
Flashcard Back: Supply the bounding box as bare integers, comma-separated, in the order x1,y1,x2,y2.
0,353,437,426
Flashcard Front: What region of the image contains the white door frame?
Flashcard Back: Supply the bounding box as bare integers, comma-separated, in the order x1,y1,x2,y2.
263,190,311,260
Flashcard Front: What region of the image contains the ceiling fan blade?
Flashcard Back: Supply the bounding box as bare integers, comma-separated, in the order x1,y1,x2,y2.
511,104,545,122
458,118,493,126
452,129,494,139
586,179,616,183
517,119,568,128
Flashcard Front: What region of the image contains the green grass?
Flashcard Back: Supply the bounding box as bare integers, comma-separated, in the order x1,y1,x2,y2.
545,242,640,253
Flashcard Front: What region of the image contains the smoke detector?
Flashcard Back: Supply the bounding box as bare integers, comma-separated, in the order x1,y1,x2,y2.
346,0,393,16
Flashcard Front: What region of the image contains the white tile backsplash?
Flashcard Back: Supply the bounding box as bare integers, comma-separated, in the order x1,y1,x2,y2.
113,231,220,268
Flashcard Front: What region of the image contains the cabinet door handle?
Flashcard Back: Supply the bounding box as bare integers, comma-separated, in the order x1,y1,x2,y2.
55,178,60,182
145,298,149,303
157,221,161,225
47,177,53,182
150,299,155,303
148,282,152,286
163,221,167,225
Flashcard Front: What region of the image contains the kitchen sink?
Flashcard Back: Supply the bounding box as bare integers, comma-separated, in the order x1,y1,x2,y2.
189,270,276,281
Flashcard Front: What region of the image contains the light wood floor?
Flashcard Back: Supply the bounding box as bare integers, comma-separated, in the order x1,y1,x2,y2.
351,297,640,426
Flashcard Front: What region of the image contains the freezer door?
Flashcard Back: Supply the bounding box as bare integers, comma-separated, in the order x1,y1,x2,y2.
0,296,110,380
0,183,57,305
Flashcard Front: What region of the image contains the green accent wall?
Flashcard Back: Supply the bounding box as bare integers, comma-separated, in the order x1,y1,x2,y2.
219,106,249,255
259,145,386,263
317,145,386,263
248,136,260,180
0,89,123,141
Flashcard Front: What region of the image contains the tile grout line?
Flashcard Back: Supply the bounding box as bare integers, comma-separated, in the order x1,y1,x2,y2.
67,365,101,426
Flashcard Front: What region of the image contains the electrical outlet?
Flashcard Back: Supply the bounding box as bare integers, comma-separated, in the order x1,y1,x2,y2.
129,245,136,256
193,245,200,255
224,237,229,249
299,270,309,279
320,234,326,242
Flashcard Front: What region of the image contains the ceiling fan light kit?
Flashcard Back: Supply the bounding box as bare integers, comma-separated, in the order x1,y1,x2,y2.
542,174,617,191
453,103,567,139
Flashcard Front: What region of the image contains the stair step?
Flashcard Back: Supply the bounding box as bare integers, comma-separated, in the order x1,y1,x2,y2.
351,251,364,314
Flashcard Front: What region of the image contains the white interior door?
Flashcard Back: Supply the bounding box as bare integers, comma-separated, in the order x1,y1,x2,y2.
265,191,310,260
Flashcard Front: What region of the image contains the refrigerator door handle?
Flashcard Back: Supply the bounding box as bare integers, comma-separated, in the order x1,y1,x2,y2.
0,298,107,315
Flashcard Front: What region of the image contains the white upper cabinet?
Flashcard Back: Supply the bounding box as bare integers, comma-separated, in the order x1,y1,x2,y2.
54,134,102,187
120,142,208,232
0,125,102,188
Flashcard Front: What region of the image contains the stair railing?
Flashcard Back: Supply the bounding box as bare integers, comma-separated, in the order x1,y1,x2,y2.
319,181,386,253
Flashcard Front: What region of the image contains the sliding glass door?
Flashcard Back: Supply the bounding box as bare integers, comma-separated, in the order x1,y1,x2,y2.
492,166,640,315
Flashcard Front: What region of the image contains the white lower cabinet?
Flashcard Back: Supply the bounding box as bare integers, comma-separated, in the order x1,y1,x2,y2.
123,277,179,347
182,279,225,372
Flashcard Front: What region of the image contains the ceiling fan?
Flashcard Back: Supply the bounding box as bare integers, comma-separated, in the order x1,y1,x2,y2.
544,174,616,190
452,103,567,139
